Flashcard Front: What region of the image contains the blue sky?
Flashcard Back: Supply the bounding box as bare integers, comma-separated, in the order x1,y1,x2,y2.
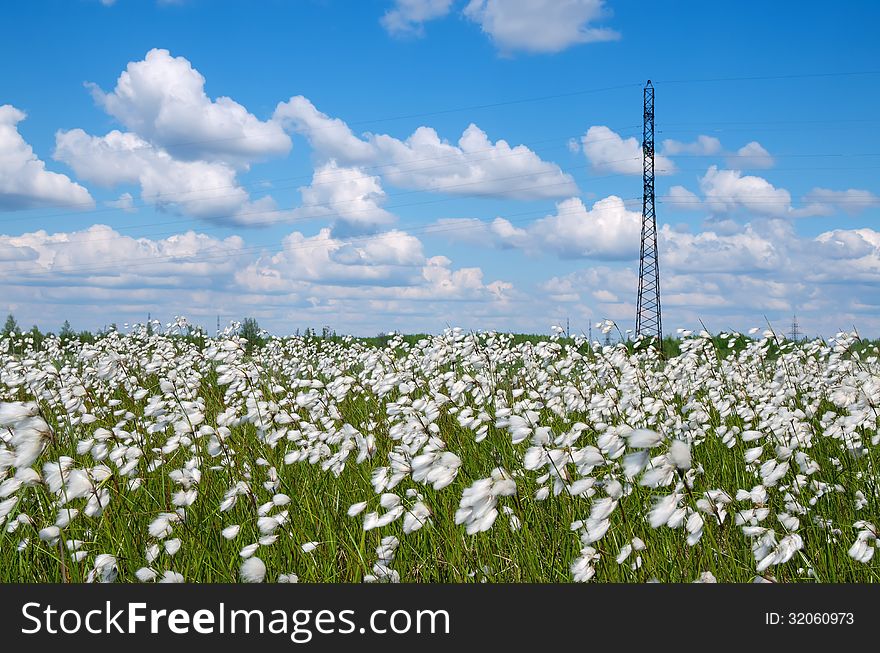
1,0,879,337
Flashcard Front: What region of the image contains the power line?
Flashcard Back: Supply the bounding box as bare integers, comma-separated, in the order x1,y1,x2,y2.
659,152,880,159
0,165,605,247
654,70,880,84
2,126,644,221
11,68,880,218
35,68,880,160
5,69,880,288
4,146,878,232
658,118,874,126
3,155,681,248
3,185,877,254
4,197,646,278
334,82,644,126
17,117,875,218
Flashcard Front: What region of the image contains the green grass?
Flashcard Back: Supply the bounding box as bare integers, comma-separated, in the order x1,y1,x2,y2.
1,329,878,583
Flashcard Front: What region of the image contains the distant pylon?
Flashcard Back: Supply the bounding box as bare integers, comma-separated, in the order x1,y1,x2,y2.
789,314,802,342
636,80,662,344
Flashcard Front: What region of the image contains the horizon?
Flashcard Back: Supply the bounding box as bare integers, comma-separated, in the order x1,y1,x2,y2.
0,310,855,344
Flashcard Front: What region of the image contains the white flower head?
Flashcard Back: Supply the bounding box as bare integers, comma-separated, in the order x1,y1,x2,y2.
240,556,267,583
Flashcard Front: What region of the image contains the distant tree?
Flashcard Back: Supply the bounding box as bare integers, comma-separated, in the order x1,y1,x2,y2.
3,314,19,335
29,325,44,350
240,317,263,352
59,320,74,338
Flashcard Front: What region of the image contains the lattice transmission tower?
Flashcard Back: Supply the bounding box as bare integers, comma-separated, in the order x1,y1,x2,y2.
635,80,662,344
789,315,802,342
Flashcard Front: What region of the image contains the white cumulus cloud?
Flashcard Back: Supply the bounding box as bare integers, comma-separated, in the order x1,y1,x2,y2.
0,105,94,211
799,188,880,217
381,0,454,37
429,194,642,260
726,141,774,169
699,166,791,218
291,161,398,236
236,228,426,291
273,96,577,199
662,135,722,156
54,128,281,226
463,0,620,54
88,48,290,165
1,224,244,288
581,126,676,176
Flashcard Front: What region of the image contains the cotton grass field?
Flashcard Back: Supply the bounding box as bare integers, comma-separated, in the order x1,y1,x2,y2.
1,320,878,583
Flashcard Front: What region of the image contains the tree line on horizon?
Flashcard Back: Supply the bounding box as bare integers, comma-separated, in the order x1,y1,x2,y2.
2,312,868,361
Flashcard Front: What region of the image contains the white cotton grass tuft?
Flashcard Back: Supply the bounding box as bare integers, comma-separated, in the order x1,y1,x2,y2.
403,501,432,534
625,429,663,449
86,554,118,583
38,526,61,544
667,440,692,470
136,567,158,582
693,571,717,583
1,322,878,583
159,571,185,583
240,556,267,583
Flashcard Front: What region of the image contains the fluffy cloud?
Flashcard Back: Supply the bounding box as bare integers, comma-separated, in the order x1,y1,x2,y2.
799,188,880,217
666,168,878,221
236,228,426,291
527,196,641,258
664,185,702,211
429,194,642,259
0,105,94,211
809,228,880,282
463,0,620,54
291,161,398,236
662,135,722,156
237,237,511,307
660,135,773,170
54,129,281,226
699,165,792,217
426,216,528,248
660,222,785,273
1,224,244,289
4,217,880,338
105,192,136,212
580,126,676,176
381,0,454,37
88,48,290,165
273,96,578,200
726,141,774,169
0,222,514,335
49,49,304,226
536,219,880,336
